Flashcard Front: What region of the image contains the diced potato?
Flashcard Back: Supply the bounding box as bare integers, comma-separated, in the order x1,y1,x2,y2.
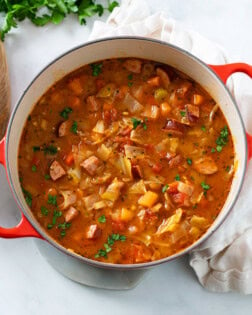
141,105,160,120
138,191,159,207
169,138,179,153
97,83,116,98
97,144,112,161
190,215,209,229
156,208,183,234
193,94,204,105
120,208,134,221
151,203,162,212
189,226,201,238
129,180,147,194
160,102,171,117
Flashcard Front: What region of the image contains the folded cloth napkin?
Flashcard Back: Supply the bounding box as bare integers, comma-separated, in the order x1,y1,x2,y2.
90,0,252,294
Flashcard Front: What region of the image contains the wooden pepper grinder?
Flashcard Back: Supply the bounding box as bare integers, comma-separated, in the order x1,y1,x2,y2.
0,40,10,139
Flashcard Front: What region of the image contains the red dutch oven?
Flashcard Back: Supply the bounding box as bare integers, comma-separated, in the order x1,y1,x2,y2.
0,38,252,289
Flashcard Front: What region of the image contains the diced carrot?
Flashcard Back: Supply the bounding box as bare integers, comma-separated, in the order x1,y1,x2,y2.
65,152,74,166
67,95,81,108
147,76,160,86
103,102,113,110
152,163,163,173
96,79,106,91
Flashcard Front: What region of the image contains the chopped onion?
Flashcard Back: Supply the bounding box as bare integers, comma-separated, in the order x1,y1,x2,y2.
123,93,144,113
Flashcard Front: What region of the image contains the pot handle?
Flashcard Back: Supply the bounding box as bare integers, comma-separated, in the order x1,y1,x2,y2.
0,137,42,238
209,63,252,160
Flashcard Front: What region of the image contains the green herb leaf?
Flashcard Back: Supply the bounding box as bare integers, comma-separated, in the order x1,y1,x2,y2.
33,146,40,152
60,107,73,119
131,117,142,129
31,165,37,172
201,125,206,132
175,174,180,181
91,63,102,76
128,81,133,87
180,111,186,117
162,184,169,193
41,206,49,216
48,194,57,206
186,158,192,166
201,182,210,191
22,188,32,207
98,215,106,223
127,74,133,80
225,165,230,172
215,125,229,152
71,121,78,134
42,145,58,155
44,174,51,180
211,148,216,153
108,1,119,12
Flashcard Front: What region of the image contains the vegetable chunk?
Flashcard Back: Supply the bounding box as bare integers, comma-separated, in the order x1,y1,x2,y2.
138,191,159,207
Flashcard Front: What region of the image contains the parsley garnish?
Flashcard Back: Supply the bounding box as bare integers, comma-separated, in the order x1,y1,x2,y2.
131,117,147,130
127,74,133,80
33,146,40,152
201,181,210,196
58,222,71,237
0,1,119,41
71,121,78,134
98,215,106,223
95,233,126,258
60,107,72,119
22,188,32,207
215,126,229,153
44,174,51,180
186,158,192,165
91,63,103,76
225,166,230,172
47,194,57,206
201,125,206,132
42,145,58,155
162,184,169,193
180,111,186,117
31,165,37,172
47,210,62,230
175,174,180,181
41,206,49,216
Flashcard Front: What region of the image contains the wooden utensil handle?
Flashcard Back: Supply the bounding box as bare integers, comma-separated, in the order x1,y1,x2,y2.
0,41,10,139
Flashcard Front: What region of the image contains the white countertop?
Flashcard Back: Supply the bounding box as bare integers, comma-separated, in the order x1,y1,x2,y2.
1,0,252,314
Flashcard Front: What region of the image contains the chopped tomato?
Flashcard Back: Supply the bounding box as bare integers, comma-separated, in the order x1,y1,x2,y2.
64,152,74,166
112,220,127,232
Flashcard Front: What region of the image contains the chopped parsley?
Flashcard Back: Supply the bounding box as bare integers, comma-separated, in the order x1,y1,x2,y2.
201,125,206,132
131,117,147,130
192,204,198,209
60,107,72,119
44,174,51,180
41,206,49,216
42,145,58,155
47,210,62,229
31,165,37,172
128,81,133,87
211,148,216,153
180,111,186,117
162,184,169,193
186,158,192,165
201,181,210,196
71,121,78,134
58,222,71,237
98,215,106,223
215,125,229,153
127,74,133,80
91,63,103,76
47,194,57,206
33,146,40,152
95,233,126,258
22,188,32,207
175,174,180,181
225,165,230,172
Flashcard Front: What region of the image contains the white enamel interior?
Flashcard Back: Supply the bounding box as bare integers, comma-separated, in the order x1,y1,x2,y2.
6,38,247,269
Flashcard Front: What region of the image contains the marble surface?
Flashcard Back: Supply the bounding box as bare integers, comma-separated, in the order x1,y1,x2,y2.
1,0,252,314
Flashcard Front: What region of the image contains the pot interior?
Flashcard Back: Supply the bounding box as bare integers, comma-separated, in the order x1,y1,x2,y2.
6,37,247,268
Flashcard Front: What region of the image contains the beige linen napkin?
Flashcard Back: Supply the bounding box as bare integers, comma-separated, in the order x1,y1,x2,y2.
89,0,252,294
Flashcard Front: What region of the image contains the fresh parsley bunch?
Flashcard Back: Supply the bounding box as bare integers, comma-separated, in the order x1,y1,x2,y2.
0,0,119,41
